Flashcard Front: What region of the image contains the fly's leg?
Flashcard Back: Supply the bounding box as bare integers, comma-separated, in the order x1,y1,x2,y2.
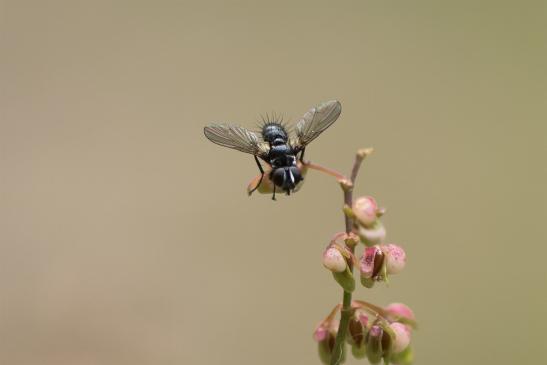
299,147,306,163
248,155,265,195
272,184,277,201
298,148,306,182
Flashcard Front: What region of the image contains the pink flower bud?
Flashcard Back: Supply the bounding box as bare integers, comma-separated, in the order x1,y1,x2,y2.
316,320,342,365
323,247,347,273
365,325,388,364
353,196,379,227
355,308,369,328
313,325,329,342
358,221,386,246
360,246,385,288
385,303,415,322
390,322,411,353
348,316,365,346
381,244,406,274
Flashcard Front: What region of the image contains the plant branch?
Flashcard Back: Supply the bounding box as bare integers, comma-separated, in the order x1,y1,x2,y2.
329,149,372,365
304,162,346,181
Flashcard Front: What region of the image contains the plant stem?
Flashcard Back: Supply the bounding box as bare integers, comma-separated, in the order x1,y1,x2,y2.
304,162,346,181
329,150,369,365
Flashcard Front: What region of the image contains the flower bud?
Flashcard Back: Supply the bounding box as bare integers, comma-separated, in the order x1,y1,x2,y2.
385,303,415,323
365,325,392,364
313,324,329,342
353,196,379,227
347,309,368,347
389,322,411,353
358,221,386,246
323,247,347,273
323,242,355,292
315,320,344,365
360,246,385,288
381,244,406,274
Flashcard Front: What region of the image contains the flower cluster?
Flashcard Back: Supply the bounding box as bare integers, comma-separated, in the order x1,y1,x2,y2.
314,301,416,365
318,194,416,365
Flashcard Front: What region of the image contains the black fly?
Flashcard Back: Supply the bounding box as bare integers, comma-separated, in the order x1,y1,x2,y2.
204,100,341,200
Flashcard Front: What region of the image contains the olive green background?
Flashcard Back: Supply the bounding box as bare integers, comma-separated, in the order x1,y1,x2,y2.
1,1,545,364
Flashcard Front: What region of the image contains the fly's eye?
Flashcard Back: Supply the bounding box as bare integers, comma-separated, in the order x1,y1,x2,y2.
272,168,285,186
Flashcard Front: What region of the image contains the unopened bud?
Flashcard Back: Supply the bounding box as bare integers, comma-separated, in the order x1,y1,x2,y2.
347,308,370,361
365,325,391,364
323,247,347,273
358,221,386,246
353,196,379,227
347,309,368,347
385,303,415,322
390,322,411,353
382,244,406,275
360,246,385,288
313,325,329,342
356,309,369,328
315,320,344,365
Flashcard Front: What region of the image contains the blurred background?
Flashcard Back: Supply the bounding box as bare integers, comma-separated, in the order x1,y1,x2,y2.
1,1,545,364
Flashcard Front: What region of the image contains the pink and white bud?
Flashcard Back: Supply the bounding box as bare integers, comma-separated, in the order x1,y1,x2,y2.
323,247,347,273
390,322,411,353
353,196,379,227
316,320,342,365
381,244,406,274
355,308,369,328
347,308,369,347
365,325,387,364
358,221,386,246
385,303,415,322
313,324,329,342
360,246,384,278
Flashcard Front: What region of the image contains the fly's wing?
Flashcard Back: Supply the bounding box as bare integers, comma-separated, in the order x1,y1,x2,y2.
292,100,341,148
204,123,268,156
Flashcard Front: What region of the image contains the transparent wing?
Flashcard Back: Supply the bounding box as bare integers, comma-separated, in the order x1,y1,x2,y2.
293,100,342,148
204,123,267,156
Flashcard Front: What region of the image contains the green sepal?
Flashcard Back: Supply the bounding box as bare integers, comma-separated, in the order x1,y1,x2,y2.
360,276,375,288
332,267,355,292
390,346,413,365
351,343,367,359
318,340,331,365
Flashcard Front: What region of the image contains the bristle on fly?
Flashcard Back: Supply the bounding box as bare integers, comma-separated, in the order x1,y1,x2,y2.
255,111,291,134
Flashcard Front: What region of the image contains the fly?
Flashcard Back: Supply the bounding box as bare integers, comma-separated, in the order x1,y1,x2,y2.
203,100,342,200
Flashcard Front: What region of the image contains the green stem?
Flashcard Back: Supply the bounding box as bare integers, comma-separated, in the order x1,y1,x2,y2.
329,149,370,365
330,291,352,365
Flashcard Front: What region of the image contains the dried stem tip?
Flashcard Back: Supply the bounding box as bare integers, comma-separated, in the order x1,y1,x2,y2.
356,147,374,159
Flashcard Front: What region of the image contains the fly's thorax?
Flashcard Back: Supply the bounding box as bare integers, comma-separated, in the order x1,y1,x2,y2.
269,144,291,159
262,122,288,144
